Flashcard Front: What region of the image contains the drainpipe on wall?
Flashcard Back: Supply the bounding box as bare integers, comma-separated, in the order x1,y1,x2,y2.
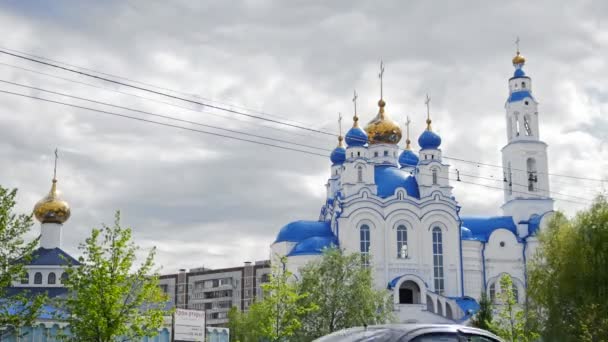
457,209,465,297
481,242,487,291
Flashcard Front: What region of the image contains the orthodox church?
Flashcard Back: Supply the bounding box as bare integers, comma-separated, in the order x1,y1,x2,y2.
271,49,554,323
7,160,77,319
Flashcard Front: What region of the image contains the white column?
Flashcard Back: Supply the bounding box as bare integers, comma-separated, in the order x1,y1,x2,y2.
40,222,62,249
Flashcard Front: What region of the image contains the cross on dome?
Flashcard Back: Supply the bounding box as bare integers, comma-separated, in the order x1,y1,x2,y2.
425,94,432,131
378,60,385,100
512,36,526,66
405,116,412,150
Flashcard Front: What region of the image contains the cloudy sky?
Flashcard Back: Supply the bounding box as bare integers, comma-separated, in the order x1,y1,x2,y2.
0,0,606,273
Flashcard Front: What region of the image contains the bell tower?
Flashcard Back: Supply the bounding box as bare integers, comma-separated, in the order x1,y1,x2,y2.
501,43,553,236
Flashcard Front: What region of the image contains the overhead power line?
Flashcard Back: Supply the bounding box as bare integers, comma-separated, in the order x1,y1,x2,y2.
0,45,320,128
0,88,597,206
0,49,335,137
0,89,328,157
0,79,332,152
0,61,318,139
0,47,603,184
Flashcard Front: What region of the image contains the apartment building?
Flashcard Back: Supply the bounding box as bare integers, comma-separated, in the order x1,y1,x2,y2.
159,260,271,326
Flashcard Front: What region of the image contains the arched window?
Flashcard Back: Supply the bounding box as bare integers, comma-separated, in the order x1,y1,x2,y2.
489,283,496,303
61,272,68,284
521,81,526,89
360,225,370,267
34,272,42,285
524,114,532,136
426,295,434,313
446,304,453,319
432,169,438,185
48,272,56,285
374,151,379,157
357,166,363,183
436,299,443,316
432,227,444,294
384,150,389,157
397,225,408,259
512,284,519,303
527,158,537,191
20,272,29,284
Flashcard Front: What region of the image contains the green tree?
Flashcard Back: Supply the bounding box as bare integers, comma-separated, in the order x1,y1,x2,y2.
489,274,538,342
294,247,393,340
58,212,170,341
228,258,316,342
528,197,608,341
0,186,46,329
469,292,493,331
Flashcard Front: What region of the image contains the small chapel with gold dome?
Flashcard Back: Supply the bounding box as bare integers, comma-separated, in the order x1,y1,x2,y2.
272,50,555,323
8,154,79,298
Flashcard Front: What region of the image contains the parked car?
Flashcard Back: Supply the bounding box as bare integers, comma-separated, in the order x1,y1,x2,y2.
314,324,503,342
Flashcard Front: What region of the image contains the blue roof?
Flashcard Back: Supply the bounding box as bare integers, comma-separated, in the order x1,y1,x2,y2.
460,226,473,239
374,165,420,199
507,90,534,103
399,149,419,167
418,130,441,150
451,296,480,320
387,274,428,289
330,146,346,165
460,216,518,242
345,126,368,147
513,68,526,78
28,247,80,266
526,211,553,236
274,220,333,243
287,236,338,256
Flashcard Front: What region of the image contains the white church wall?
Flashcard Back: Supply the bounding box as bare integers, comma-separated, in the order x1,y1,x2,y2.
484,229,525,301
462,240,483,299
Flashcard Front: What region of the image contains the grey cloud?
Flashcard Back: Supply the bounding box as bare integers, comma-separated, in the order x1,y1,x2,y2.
0,0,606,271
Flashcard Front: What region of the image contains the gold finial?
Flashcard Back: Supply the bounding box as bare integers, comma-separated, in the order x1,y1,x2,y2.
378,60,385,101
33,149,71,224
512,36,526,65
337,112,344,147
352,90,360,128
425,94,432,130
405,116,412,150
53,148,58,181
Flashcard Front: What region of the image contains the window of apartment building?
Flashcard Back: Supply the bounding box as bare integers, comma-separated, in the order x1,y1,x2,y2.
217,300,232,309
204,280,214,289
220,277,232,286
204,302,213,310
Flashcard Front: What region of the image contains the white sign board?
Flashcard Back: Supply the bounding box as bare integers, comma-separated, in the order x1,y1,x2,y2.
174,308,206,341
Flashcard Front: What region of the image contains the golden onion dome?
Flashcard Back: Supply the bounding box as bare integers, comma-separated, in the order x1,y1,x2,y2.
364,99,402,144
512,52,526,65
33,178,71,224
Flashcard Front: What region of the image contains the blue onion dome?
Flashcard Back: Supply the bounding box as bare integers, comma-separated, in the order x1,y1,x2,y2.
345,114,368,147
330,136,346,164
399,149,419,167
418,123,442,149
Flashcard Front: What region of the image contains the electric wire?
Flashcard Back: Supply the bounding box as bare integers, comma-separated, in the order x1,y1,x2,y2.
0,79,332,152
0,49,335,136
0,48,604,184
0,87,597,206
0,89,328,157
0,45,324,128
0,61,317,139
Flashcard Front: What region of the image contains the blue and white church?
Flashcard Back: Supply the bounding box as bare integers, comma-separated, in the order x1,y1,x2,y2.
271,50,554,323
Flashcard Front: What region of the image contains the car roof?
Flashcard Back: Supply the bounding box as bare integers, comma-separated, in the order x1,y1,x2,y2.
314,324,503,342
